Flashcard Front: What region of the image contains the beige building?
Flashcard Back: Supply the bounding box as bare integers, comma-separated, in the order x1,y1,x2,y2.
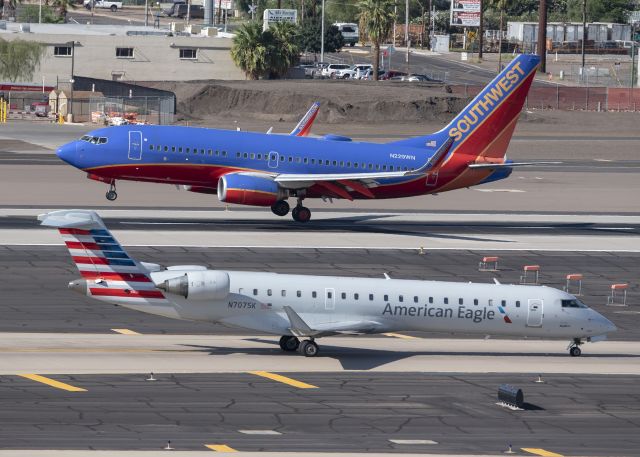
1,22,244,84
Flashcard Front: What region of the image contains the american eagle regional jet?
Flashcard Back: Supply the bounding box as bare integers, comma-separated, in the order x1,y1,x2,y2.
40,209,616,357
56,55,552,222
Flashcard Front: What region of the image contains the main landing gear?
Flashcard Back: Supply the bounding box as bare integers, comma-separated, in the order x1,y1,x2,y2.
105,181,118,201
271,200,290,217
568,338,583,357
279,335,319,357
291,196,311,223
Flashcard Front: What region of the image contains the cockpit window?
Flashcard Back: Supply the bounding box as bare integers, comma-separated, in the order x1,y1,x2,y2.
90,137,99,144
562,299,587,308
80,135,108,144
81,135,91,141
98,137,108,144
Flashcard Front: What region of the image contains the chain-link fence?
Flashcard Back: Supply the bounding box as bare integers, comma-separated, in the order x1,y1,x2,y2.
88,96,175,125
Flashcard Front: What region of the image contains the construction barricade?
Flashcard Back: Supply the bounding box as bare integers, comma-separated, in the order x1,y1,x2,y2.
520,265,540,285
479,256,499,272
607,283,628,306
565,274,583,296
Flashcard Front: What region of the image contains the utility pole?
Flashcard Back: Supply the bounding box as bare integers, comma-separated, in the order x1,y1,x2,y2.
537,0,547,73
320,0,325,63
478,0,483,59
580,0,586,81
405,0,410,72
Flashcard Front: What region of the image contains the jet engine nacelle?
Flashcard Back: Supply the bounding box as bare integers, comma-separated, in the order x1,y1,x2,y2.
217,173,287,207
158,270,230,300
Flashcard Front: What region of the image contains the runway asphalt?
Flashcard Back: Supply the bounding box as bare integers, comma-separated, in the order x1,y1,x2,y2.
1,371,639,454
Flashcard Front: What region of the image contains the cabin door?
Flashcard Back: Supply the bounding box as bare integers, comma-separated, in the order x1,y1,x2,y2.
128,131,142,160
526,299,543,327
268,151,279,169
324,288,335,311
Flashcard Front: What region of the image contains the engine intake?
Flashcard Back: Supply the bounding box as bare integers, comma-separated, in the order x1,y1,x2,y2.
157,270,230,300
218,173,287,207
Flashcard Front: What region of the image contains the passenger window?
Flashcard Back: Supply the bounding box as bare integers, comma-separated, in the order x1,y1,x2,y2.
303,158,308,164
390,165,394,171
258,154,262,159
501,300,507,306
459,298,463,305
384,294,388,301
163,146,168,152
281,290,286,297
354,163,359,168
341,292,346,299
186,148,190,153
399,295,403,302
296,290,301,297
368,164,373,169
488,299,494,306
376,164,380,170
327,291,333,299
201,149,205,155
267,289,272,296
208,149,213,155
296,157,301,163
253,289,258,296
354,293,359,300
311,159,316,164
243,153,248,158
236,152,241,158
171,146,176,152
382,165,387,170
429,297,434,303
340,161,344,166
332,160,337,166
444,297,449,304
325,160,330,165
222,151,227,157
414,296,418,303
178,147,183,153
149,145,154,150
369,294,374,301
289,157,293,162
474,299,479,306
516,301,521,307
347,162,351,167
312,291,317,298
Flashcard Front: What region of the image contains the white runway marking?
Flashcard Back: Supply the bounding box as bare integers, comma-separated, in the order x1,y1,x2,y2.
389,439,438,445
474,189,526,193
238,430,282,435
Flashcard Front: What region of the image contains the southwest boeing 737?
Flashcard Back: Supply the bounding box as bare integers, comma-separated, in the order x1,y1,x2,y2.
40,209,616,357
56,55,552,222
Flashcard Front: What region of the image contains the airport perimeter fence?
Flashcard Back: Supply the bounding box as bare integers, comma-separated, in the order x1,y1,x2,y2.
451,84,640,111
88,96,175,125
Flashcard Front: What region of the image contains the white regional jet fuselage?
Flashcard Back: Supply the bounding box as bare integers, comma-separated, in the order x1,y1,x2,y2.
40,210,616,357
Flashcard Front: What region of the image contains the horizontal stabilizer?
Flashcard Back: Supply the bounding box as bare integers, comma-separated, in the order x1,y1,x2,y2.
407,136,454,174
468,161,562,169
38,209,105,230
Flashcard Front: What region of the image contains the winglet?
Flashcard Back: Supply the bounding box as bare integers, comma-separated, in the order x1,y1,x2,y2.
290,102,320,137
407,136,455,175
283,305,317,337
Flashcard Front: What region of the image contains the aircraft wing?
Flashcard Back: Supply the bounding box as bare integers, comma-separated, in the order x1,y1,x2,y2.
274,137,454,199
283,306,384,337
468,161,562,169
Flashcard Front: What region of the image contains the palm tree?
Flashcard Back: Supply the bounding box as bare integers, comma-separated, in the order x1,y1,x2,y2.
357,0,396,80
268,21,300,78
50,0,76,21
488,0,508,71
231,22,269,79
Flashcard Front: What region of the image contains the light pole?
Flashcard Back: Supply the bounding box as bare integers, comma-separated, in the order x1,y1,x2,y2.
39,0,42,24
320,0,325,63
580,0,586,82
69,41,76,122
405,0,410,72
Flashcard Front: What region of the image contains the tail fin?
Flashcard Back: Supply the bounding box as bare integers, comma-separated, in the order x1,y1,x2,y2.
390,54,540,169
290,102,320,137
38,210,165,302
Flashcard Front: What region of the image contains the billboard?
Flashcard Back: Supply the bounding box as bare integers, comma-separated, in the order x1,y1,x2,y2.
263,9,297,31
450,0,480,27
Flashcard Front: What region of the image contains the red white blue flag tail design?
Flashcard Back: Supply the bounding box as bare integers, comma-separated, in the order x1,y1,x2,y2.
289,102,320,137
38,210,167,305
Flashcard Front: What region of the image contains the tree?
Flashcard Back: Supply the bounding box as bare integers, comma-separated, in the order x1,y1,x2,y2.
0,38,45,82
567,0,632,23
18,4,64,23
296,18,345,54
357,0,396,80
487,0,507,70
231,21,300,79
50,0,76,20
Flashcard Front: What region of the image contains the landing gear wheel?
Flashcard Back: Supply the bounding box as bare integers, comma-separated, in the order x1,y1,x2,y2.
299,339,319,357
291,206,311,223
279,335,299,352
106,190,118,201
271,200,290,217
569,346,582,357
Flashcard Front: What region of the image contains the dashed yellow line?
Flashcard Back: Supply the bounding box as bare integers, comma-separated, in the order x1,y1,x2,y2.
205,444,237,452
383,332,419,340
111,328,141,335
19,374,87,392
249,371,318,389
522,448,564,457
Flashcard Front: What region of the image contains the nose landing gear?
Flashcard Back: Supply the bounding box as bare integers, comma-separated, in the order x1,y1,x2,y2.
568,338,583,357
105,182,118,201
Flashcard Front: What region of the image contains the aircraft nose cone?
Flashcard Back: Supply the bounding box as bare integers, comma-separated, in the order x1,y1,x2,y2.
602,317,617,334
68,279,88,295
56,142,77,165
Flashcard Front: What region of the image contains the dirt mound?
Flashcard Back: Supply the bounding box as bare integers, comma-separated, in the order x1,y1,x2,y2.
147,80,469,124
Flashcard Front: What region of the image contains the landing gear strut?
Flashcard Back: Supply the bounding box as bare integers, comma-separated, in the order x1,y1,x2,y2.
298,338,319,357
271,200,290,217
279,335,299,352
105,181,117,201
291,197,311,223
568,338,583,357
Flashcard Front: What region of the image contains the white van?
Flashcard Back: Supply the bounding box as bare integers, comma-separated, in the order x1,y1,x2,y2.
334,23,359,47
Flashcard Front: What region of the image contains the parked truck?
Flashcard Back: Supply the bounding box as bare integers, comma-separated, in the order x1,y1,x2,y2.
83,0,122,12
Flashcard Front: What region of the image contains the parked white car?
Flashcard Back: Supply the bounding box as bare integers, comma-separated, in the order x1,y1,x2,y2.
321,63,351,78
334,64,373,79
83,0,122,12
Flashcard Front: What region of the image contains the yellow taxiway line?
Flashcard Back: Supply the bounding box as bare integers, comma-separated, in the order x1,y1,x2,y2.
249,371,318,389
383,332,419,339
205,444,237,452
18,374,87,392
111,328,141,335
522,448,564,457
